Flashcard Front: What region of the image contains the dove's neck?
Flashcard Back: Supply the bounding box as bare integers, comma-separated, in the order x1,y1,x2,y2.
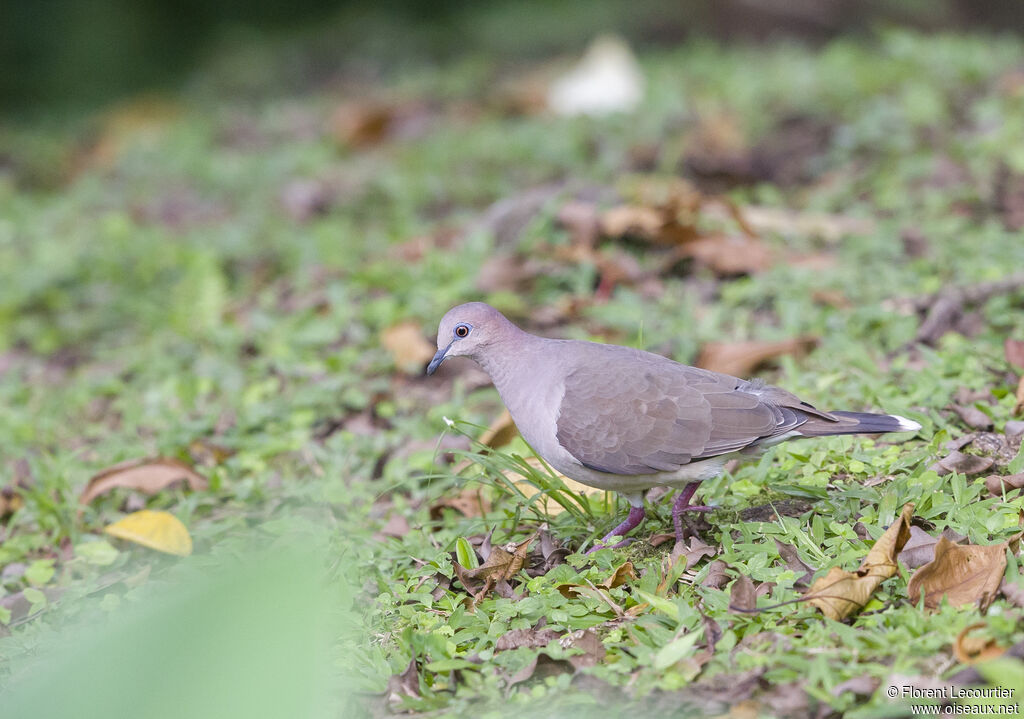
475,330,555,403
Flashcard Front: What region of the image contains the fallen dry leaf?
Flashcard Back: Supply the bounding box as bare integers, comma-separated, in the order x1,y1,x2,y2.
929,450,995,477
678,235,774,277
1015,376,1024,416
1006,339,1024,369
774,540,815,588
382,321,435,374
0,485,24,519
953,623,1007,664
104,510,193,556
1000,578,1024,607
985,473,1024,497
558,561,636,599
729,575,757,613
454,533,536,606
740,206,874,242
696,337,818,378
429,486,491,521
330,98,431,148
702,560,730,590
504,456,606,517
671,537,718,570
479,409,518,449
385,658,420,710
951,404,994,431
562,628,606,669
805,503,914,620
898,526,943,570
495,626,560,652
80,457,207,505
907,533,1022,611
556,201,601,247
187,438,235,467
600,204,669,242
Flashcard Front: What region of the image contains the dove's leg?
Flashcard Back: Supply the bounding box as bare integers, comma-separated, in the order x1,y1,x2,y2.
672,482,714,544
588,504,645,553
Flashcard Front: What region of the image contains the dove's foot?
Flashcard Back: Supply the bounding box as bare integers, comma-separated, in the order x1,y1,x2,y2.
587,505,645,554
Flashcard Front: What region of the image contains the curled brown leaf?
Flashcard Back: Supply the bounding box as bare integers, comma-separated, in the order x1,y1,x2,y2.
805,503,914,620
79,458,207,505
907,533,1022,611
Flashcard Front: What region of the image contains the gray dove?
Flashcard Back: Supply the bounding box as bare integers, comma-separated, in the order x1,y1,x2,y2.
427,302,921,551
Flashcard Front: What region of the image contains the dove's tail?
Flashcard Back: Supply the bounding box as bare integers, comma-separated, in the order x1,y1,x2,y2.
797,411,921,437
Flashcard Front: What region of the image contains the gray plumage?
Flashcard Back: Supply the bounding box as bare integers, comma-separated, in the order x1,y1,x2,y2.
427,302,920,548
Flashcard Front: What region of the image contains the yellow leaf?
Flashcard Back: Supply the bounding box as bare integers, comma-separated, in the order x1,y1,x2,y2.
805,503,914,620
507,456,606,517
104,510,193,556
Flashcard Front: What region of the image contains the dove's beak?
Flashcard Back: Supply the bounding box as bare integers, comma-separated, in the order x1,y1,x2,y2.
426,342,452,375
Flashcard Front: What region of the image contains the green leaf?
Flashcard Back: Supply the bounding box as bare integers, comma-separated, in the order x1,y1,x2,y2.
24,558,55,586
634,590,679,621
652,632,702,670
76,540,120,566
425,658,480,672
1009,442,1024,474
22,587,47,610
455,537,478,570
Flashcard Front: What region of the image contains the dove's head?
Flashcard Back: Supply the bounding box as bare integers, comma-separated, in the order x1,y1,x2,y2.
427,302,519,374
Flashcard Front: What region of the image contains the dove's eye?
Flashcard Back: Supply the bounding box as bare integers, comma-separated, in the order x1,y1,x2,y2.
454,323,471,338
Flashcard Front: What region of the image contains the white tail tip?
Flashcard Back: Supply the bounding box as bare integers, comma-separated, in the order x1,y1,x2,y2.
890,415,922,432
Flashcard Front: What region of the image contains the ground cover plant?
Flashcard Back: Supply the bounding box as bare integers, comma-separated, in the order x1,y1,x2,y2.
2,13,1024,718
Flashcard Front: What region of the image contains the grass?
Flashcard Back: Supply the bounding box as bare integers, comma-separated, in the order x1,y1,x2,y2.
2,19,1024,718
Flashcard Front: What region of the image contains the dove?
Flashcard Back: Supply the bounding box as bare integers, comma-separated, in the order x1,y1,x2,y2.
428,302,920,551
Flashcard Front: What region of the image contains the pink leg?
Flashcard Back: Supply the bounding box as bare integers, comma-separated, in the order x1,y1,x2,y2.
672,482,713,543
587,505,645,554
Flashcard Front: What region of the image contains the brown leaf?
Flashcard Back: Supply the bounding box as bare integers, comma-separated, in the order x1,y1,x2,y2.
951,405,994,431
805,503,914,620
495,627,560,652
774,540,815,587
478,409,518,449
506,653,573,687
79,458,207,505
671,537,718,570
558,560,637,598
385,658,420,710
678,235,774,277
373,513,411,540
729,575,757,612
832,675,880,698
599,204,666,241
999,578,1024,607
696,337,818,378
381,321,435,374
739,206,874,242
701,560,730,590
985,473,1024,497
556,201,601,247
429,486,491,521
461,533,536,585
1005,339,1024,369
0,485,24,519
564,629,606,669
504,456,605,517
907,533,1022,610
929,450,995,476
1015,376,1024,416
187,438,235,467
953,623,1007,664
898,526,942,569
